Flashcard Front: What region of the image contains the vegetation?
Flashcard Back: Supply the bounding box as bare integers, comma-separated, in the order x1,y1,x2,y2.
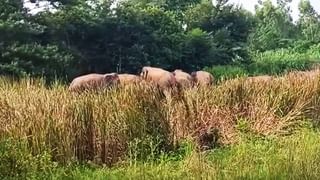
2,0,320,179
3,128,320,179
1,0,320,80
206,45,320,80
2,70,320,178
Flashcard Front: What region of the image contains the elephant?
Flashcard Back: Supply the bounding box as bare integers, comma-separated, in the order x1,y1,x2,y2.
68,73,120,92
118,73,142,86
191,70,214,87
140,66,178,91
172,69,194,89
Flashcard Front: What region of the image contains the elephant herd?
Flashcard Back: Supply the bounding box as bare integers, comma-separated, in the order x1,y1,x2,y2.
68,66,214,93
68,65,320,93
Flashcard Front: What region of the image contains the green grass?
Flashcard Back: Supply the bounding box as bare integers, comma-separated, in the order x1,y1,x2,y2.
13,128,320,179
248,48,320,75
205,44,320,81
204,65,248,83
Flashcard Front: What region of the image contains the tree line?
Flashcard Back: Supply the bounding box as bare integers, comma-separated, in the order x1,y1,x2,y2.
1,0,319,82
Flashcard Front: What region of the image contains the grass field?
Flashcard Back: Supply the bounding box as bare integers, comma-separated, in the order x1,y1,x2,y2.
41,129,320,179
2,69,320,179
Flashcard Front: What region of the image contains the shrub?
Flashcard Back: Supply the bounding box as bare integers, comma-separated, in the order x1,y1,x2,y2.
204,65,248,82
248,48,320,75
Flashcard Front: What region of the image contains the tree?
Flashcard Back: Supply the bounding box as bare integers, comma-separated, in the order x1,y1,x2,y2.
297,0,320,43
185,0,255,64
179,28,215,71
248,0,296,52
126,0,201,12
0,0,73,80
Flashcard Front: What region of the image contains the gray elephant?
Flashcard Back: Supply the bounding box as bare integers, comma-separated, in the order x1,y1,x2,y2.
140,66,178,90
68,73,120,92
191,70,214,87
172,69,194,89
118,73,142,86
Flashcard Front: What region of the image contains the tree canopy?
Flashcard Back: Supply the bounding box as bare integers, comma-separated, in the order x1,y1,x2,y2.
0,0,319,81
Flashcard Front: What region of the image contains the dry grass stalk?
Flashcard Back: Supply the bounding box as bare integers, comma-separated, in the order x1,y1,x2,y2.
1,70,320,165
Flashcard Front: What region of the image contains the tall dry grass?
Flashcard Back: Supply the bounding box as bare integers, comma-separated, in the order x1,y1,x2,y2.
1,70,320,165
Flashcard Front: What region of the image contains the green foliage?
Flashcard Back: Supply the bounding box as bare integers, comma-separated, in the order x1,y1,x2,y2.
0,138,57,179
248,0,296,52
0,0,74,80
3,0,258,80
4,129,320,179
185,0,255,65
0,0,320,83
248,48,320,75
205,44,320,80
179,28,215,71
204,65,248,81
127,0,201,12
1,43,73,80
3,0,320,178
112,4,184,71
298,0,320,43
